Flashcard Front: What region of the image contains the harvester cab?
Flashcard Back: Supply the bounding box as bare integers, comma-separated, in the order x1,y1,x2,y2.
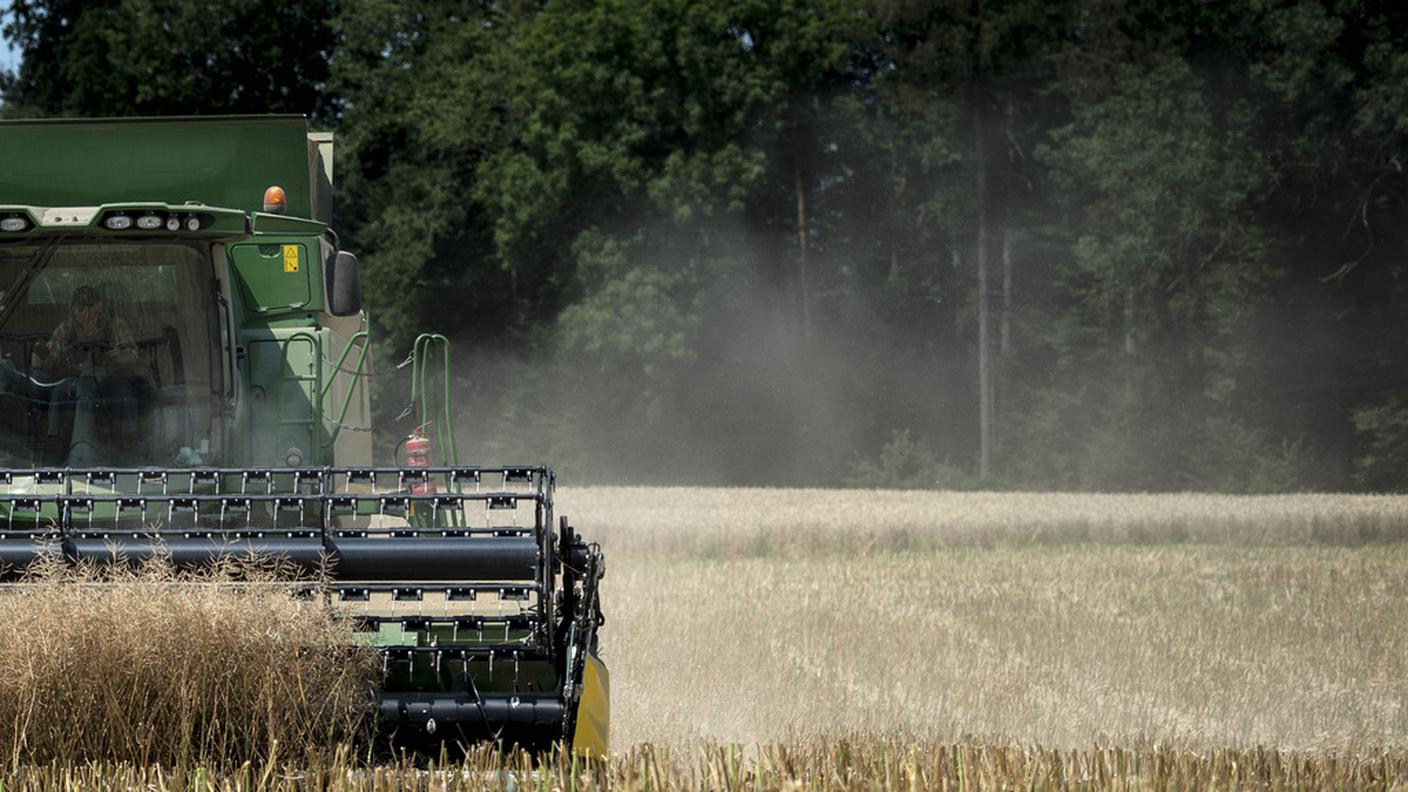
0,116,608,755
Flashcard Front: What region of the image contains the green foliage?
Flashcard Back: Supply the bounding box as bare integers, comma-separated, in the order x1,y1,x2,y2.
1352,401,1408,492
329,0,526,347
1,0,337,119
846,430,973,490
474,0,861,291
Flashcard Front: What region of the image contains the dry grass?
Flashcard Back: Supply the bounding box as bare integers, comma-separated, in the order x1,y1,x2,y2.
3,741,1407,790
0,558,376,767
554,488,1408,750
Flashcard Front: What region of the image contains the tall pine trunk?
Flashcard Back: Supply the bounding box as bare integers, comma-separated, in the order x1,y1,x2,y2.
1000,97,1014,359
1000,219,1012,357
975,99,992,480
792,124,812,343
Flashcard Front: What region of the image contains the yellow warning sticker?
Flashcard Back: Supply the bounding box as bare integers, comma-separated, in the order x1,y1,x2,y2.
282,245,299,273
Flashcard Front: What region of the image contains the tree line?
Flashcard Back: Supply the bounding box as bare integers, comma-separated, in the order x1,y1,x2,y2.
5,0,1408,490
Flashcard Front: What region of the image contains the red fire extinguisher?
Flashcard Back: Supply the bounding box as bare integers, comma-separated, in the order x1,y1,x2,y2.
404,423,435,494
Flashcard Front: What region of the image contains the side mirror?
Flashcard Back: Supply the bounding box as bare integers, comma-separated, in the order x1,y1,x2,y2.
326,251,362,317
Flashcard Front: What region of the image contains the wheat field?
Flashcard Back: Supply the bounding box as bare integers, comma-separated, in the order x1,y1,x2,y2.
559,488,1408,555
556,488,1408,750
4,488,1408,789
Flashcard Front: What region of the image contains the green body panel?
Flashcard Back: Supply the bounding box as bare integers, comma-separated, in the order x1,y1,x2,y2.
0,116,320,220
250,213,327,235
230,242,314,314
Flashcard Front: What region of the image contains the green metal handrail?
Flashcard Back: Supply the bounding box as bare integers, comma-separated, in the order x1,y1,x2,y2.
321,329,370,448
409,333,458,467
272,330,322,465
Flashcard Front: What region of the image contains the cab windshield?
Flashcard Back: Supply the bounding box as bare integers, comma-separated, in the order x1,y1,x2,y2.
0,239,223,468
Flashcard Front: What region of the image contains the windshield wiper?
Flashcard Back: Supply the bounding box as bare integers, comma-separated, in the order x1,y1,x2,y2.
0,237,62,330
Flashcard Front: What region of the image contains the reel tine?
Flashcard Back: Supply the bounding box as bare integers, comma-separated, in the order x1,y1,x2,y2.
137,470,165,497
85,470,114,496
190,470,217,494
115,498,145,530
295,469,322,492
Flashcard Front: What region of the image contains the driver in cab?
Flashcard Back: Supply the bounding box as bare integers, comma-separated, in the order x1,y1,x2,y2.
34,285,140,378
33,285,146,455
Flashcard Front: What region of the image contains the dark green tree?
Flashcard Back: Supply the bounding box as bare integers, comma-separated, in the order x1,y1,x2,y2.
329,0,527,346
1,0,337,119
1023,1,1408,490
469,0,870,480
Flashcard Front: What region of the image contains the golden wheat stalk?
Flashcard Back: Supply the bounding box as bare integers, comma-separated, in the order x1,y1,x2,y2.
0,556,376,767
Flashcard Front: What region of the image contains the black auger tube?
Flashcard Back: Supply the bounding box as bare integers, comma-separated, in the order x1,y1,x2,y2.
0,539,52,575
63,537,327,570
378,692,567,751
0,535,542,581
328,536,538,580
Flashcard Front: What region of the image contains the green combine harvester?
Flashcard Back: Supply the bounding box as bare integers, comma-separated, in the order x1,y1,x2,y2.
0,115,608,755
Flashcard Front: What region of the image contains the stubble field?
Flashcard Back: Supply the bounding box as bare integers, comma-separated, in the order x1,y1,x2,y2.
558,489,1408,750
5,488,1408,789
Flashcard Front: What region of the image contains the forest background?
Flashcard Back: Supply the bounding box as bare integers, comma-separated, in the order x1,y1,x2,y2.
4,0,1407,492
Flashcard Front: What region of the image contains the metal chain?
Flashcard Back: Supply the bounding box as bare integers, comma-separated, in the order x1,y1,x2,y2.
322,350,415,378
330,404,416,433
324,349,418,432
